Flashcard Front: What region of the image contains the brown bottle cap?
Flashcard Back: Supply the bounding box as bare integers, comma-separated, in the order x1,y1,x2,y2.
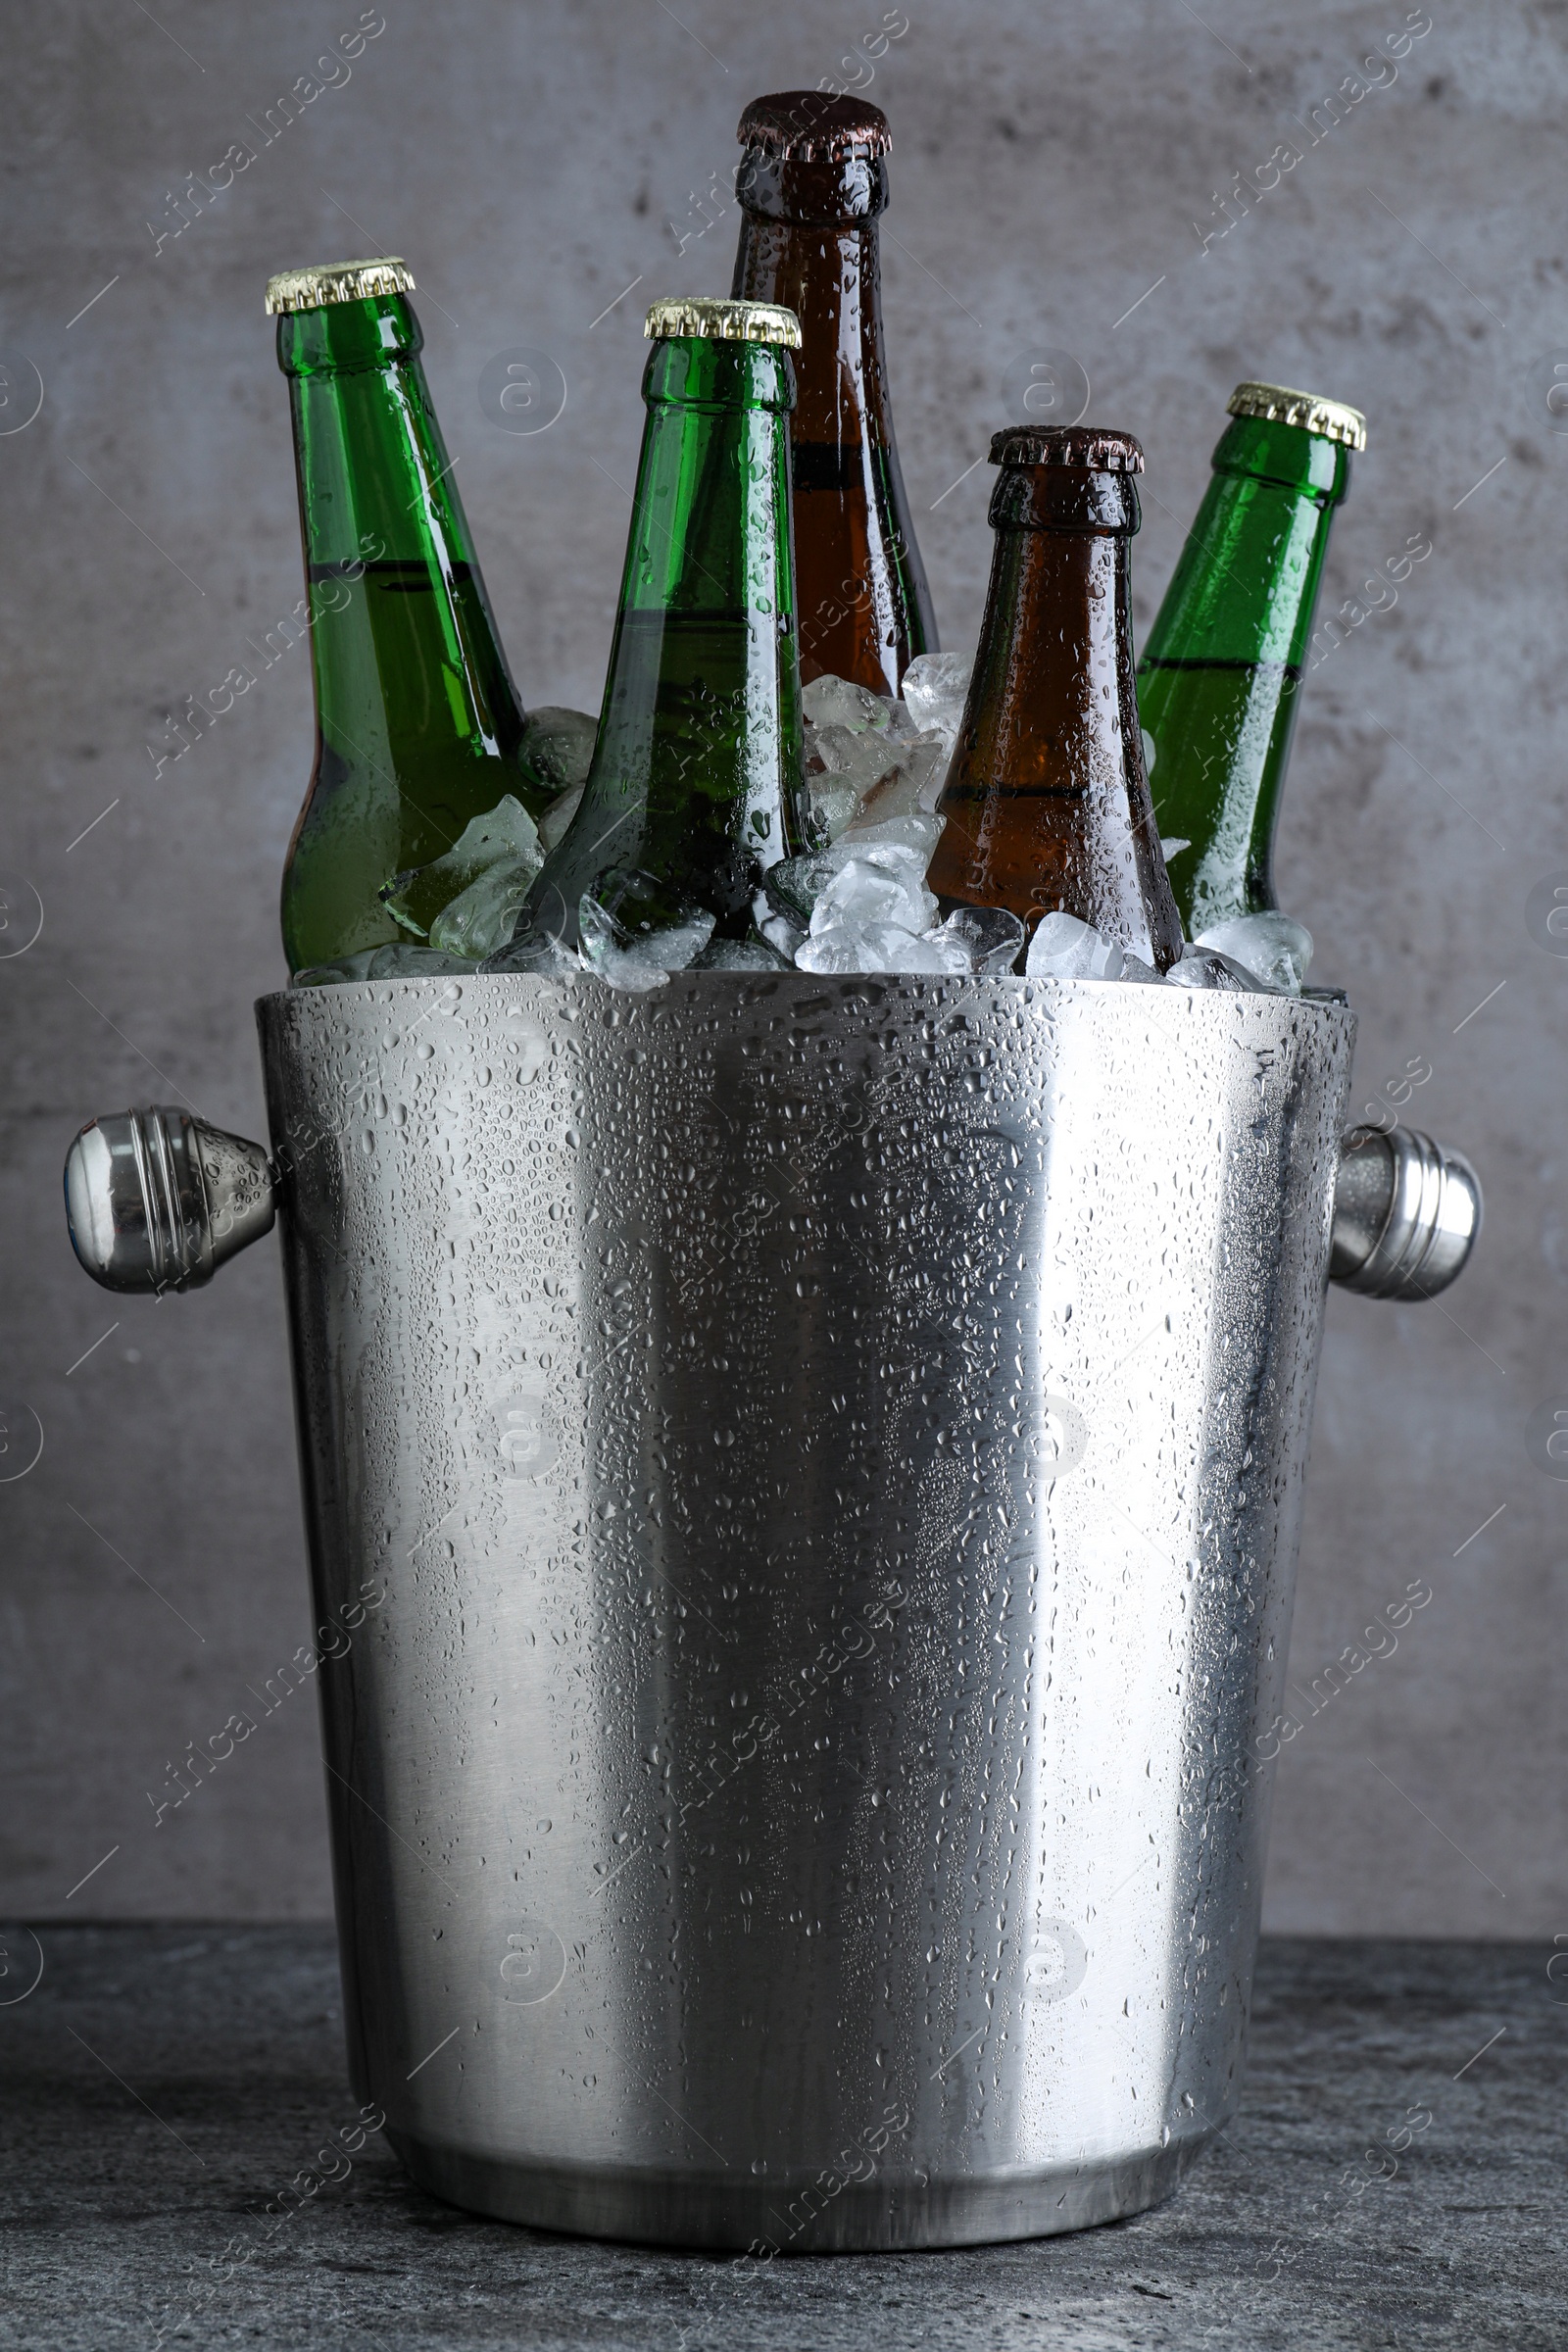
737,90,891,162
990,425,1145,473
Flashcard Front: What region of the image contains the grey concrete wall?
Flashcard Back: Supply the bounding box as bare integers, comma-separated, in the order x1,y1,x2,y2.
1,0,1559,1935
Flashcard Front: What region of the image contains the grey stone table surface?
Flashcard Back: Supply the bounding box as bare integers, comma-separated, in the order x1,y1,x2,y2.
2,1929,1561,2351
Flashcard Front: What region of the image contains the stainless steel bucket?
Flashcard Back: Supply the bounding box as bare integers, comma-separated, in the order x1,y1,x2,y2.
243,967,1354,2249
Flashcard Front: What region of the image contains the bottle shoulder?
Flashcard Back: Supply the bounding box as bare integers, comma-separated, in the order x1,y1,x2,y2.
1142,467,1341,668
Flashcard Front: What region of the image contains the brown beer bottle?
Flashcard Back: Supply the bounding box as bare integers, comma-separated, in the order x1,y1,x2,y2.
730,89,936,697
926,425,1183,971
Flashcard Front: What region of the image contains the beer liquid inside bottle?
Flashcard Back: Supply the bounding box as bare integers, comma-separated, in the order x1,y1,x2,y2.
926,426,1183,972
270,258,544,976
1137,382,1364,935
518,298,809,958
730,90,936,697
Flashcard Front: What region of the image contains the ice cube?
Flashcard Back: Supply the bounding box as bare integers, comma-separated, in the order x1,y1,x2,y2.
291,950,381,988
849,733,950,827
900,651,972,741
292,943,475,986
808,776,862,843
1021,912,1167,984
1159,837,1191,861
1195,911,1312,995
428,854,539,960
1024,911,1127,980
381,796,542,939
517,706,597,797
806,723,950,845
836,808,946,860
765,816,943,929
481,919,580,977
796,919,951,975
1167,945,1255,994
811,721,905,804
366,943,472,978
693,936,792,971
752,888,808,961
760,913,807,958
802,674,891,734
579,868,716,993
538,778,585,853
811,842,938,940
925,905,1026,977
763,854,836,927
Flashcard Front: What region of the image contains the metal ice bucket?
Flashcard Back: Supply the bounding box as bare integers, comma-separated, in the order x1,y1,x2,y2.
65,970,1481,2249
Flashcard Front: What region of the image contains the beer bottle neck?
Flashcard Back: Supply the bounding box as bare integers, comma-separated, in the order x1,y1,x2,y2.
732,212,892,451
731,149,935,697
971,470,1144,793
1143,416,1348,669
281,295,468,566
614,335,799,615
278,293,524,760
1138,416,1349,928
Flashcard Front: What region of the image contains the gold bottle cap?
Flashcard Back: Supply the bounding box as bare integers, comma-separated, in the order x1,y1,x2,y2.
1228,380,1367,451
643,296,801,349
265,258,415,317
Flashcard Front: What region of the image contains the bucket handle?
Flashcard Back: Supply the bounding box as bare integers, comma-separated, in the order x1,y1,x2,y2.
61,1107,1481,1303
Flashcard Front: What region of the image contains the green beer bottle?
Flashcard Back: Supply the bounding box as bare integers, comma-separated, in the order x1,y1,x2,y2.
270,257,547,976
1136,381,1365,935
511,297,809,968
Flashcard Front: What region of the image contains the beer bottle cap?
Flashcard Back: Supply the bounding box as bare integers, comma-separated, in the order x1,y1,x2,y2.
737,91,891,161
265,258,415,316
990,425,1145,473
644,296,802,349
1227,381,1367,450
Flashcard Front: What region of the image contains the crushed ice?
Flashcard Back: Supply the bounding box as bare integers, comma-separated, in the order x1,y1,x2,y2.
292,668,1314,998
